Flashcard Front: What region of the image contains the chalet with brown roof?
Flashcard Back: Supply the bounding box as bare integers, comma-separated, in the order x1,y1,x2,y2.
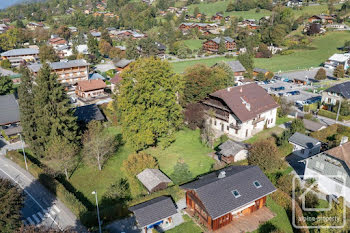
308,15,335,24
76,79,106,98
48,37,67,47
211,12,223,21
201,83,279,140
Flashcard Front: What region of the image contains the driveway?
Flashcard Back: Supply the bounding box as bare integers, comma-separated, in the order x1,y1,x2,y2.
0,152,86,232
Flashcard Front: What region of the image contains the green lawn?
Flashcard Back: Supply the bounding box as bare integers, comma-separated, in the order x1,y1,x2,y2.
276,116,292,126
244,126,284,144
166,215,203,233
172,31,350,73
183,39,205,50
68,127,215,204
264,197,294,233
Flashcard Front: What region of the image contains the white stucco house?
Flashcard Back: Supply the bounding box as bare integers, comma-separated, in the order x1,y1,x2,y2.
201,83,279,141
288,132,321,158
324,53,350,70
303,138,350,203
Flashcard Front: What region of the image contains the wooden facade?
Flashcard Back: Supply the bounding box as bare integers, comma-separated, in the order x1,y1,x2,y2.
186,190,267,231
203,40,236,53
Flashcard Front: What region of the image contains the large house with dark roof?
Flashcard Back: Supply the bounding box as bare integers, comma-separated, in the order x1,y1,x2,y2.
0,94,22,139
202,37,236,53
181,165,276,231
288,132,321,158
321,81,350,106
304,138,350,202
201,83,279,140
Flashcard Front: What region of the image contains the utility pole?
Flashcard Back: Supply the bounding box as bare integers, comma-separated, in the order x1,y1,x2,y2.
92,191,102,233
19,134,28,171
336,100,342,122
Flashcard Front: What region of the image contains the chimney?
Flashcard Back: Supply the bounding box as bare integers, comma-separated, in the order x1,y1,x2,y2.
218,171,226,179
227,87,231,92
340,136,348,146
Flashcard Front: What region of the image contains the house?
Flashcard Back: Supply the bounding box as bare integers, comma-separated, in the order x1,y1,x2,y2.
55,45,73,58
115,59,133,72
202,37,236,53
75,79,106,99
26,22,44,30
76,44,89,55
253,68,269,78
110,73,123,93
0,94,22,139
303,139,350,202
211,12,223,21
201,83,279,140
321,81,350,105
137,168,172,193
324,53,350,70
214,60,246,84
28,60,90,85
1,48,39,67
181,165,276,231
308,15,335,24
288,132,321,158
48,37,67,48
217,140,249,163
89,73,106,80
68,26,78,33
303,119,326,132
129,196,178,233
286,0,303,7
74,104,106,123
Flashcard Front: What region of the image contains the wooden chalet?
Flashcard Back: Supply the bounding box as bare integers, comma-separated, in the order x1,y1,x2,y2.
181,166,276,231
202,37,235,53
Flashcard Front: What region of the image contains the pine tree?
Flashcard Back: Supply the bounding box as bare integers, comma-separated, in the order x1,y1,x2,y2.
32,63,79,158
333,65,345,79
18,67,36,145
218,38,227,55
314,68,326,80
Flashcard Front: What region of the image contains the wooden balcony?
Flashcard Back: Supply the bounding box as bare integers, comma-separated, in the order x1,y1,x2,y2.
230,123,241,130
252,117,265,125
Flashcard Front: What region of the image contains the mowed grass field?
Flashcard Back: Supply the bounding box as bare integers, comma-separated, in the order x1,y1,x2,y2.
184,39,205,50
172,31,350,73
68,127,215,204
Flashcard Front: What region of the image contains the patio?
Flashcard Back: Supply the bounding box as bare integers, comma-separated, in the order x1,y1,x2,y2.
210,207,275,233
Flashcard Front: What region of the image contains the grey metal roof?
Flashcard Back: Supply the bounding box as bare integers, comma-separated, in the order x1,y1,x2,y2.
181,166,276,219
211,36,234,44
74,104,105,123
1,125,22,136
137,169,171,192
1,48,39,57
28,60,89,72
0,94,20,125
218,140,248,157
253,68,268,73
225,60,246,72
288,132,320,149
89,73,105,80
115,59,134,68
129,196,177,228
325,81,350,99
303,119,326,132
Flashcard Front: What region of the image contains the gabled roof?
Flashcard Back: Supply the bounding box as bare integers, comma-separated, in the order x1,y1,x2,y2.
325,141,350,169
328,53,350,63
211,36,234,44
325,81,350,99
137,169,171,192
110,74,122,84
1,48,39,57
89,73,106,80
253,68,268,73
0,94,20,125
181,166,276,219
28,60,89,72
77,79,106,92
303,119,326,132
288,132,321,149
218,140,248,157
208,83,279,122
115,59,134,68
225,60,246,72
74,104,106,123
129,196,177,228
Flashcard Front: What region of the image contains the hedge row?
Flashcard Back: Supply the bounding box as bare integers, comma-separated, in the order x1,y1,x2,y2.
5,151,87,218
318,109,350,121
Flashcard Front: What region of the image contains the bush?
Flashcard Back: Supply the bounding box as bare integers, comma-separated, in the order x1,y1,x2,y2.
280,50,294,55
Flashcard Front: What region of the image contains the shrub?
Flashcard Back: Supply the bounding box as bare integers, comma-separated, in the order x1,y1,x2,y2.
170,160,193,185
280,50,294,55
248,139,282,172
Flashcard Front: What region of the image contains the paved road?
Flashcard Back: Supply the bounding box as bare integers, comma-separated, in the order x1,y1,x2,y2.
315,115,350,127
0,153,86,232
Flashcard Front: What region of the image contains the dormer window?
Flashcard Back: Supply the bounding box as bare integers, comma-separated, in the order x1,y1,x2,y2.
253,181,262,188
232,190,241,198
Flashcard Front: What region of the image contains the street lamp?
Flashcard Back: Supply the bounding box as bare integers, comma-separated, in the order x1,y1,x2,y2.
92,191,102,233
19,134,28,171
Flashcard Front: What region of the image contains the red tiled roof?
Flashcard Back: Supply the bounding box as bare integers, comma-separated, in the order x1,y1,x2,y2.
326,141,350,169
209,83,279,122
110,74,122,84
77,79,106,92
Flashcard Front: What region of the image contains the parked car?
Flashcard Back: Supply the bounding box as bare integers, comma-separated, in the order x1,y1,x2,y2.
272,86,285,91
288,91,300,96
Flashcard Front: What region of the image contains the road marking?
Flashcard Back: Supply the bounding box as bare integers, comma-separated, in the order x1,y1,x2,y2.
32,214,40,224
37,212,44,219
50,209,56,216
26,217,35,225
0,169,61,230
53,205,61,213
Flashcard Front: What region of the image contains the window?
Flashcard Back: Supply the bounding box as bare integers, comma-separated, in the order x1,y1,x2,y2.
232,190,241,198
214,120,217,126
227,125,229,131
253,181,262,188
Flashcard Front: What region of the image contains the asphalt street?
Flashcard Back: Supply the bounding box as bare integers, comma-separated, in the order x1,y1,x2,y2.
0,152,86,232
